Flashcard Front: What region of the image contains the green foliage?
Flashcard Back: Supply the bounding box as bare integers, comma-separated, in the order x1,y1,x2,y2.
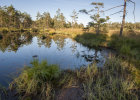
108,34,140,60
134,69,140,87
9,57,140,100
107,22,140,30
102,24,109,33
89,15,109,34
71,9,79,28
82,57,139,100
75,33,107,47
34,9,83,30
80,2,109,34
0,5,32,29
0,32,32,52
35,12,53,29
53,9,66,29
10,60,60,99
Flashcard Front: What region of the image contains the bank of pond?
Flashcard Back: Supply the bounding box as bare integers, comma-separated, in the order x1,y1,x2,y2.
0,31,140,100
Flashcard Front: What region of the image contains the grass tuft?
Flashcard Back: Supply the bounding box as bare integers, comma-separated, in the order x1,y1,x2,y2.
82,57,139,100
10,59,60,99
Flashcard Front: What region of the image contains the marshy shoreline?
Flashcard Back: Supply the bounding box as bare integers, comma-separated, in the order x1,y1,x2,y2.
0,30,140,100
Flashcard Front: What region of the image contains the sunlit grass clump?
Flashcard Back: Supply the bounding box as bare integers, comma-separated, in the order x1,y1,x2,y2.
80,57,139,100
10,60,60,99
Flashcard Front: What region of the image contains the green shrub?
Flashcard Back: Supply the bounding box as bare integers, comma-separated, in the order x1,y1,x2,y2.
10,60,60,99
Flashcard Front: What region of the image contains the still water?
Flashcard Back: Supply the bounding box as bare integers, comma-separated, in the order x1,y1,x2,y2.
0,33,112,87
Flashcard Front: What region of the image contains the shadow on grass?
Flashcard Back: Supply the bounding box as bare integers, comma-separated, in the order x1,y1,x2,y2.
108,33,140,67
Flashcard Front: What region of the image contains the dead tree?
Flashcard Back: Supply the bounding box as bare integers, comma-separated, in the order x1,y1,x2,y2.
104,0,135,36
120,0,127,36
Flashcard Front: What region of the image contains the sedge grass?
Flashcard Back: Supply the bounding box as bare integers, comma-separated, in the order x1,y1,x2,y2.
10,57,140,100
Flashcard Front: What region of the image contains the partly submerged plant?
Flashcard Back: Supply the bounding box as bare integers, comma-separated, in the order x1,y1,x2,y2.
10,59,60,99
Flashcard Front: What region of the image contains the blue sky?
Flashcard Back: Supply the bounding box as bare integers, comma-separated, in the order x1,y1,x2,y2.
0,0,140,25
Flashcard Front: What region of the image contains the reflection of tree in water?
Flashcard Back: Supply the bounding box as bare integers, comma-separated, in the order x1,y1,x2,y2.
37,35,67,51
0,32,33,52
70,41,77,54
77,49,100,63
38,35,52,48
93,49,99,63
53,35,66,51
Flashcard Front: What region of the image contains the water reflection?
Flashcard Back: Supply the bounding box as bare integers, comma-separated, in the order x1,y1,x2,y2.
0,33,113,87
0,32,32,52
38,35,67,51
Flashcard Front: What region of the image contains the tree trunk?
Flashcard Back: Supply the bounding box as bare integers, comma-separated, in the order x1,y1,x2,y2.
96,7,100,35
97,24,100,35
120,0,127,36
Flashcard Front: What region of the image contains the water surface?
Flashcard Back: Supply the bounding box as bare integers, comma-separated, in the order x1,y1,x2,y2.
0,33,112,87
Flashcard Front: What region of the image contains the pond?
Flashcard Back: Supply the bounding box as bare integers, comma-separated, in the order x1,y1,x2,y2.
0,33,113,87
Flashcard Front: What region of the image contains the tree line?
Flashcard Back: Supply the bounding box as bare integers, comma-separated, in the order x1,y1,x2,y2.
33,8,84,29
0,5,84,30
107,22,140,30
80,0,136,36
0,5,32,29
0,2,139,36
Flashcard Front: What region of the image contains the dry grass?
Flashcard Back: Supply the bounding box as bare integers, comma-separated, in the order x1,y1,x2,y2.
39,28,83,37
106,29,140,37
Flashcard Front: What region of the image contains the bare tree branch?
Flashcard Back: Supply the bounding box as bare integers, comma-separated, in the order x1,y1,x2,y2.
110,10,123,16
103,5,124,12
128,0,135,22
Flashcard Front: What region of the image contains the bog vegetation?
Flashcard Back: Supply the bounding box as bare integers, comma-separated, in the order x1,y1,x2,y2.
7,57,140,100
0,1,140,100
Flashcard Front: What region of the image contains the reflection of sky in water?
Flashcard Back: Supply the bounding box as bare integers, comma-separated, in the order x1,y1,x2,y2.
0,36,112,87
